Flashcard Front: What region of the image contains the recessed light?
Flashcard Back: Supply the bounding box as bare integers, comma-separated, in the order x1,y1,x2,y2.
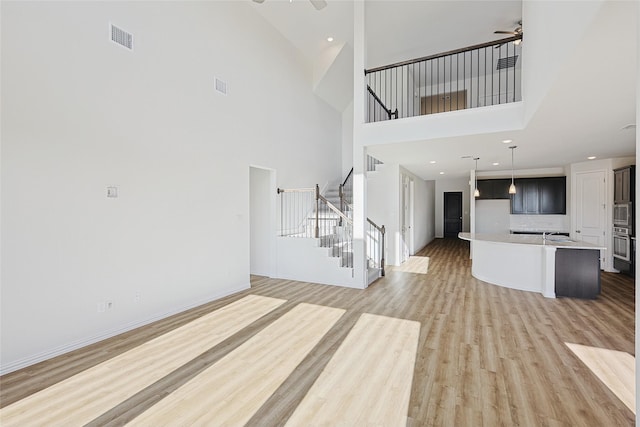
439,172,445,175
502,139,512,144
327,37,334,42
429,160,436,164
493,162,500,166
588,156,597,160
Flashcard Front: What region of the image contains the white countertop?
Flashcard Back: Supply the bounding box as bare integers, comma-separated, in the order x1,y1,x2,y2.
458,232,606,250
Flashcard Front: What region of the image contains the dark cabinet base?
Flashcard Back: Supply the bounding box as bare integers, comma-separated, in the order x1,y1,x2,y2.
614,258,635,277
555,249,601,299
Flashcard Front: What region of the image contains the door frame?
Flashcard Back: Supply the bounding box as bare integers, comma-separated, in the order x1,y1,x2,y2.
249,165,277,279
400,173,414,263
443,191,463,237
572,169,609,271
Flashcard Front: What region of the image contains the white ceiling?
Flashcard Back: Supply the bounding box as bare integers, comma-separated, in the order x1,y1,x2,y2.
251,0,637,181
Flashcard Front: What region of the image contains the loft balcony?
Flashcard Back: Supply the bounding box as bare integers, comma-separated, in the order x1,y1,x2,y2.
365,35,522,124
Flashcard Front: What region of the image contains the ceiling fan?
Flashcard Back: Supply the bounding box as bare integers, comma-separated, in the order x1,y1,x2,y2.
494,20,523,48
252,0,327,11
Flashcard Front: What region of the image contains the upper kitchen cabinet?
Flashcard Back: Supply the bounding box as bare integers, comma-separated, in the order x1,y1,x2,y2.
614,166,635,203
511,177,566,215
476,179,511,199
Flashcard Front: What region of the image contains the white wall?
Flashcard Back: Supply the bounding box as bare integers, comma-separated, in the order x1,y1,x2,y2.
342,101,354,177
435,177,471,238
522,0,604,123
367,163,400,265
367,164,434,265
1,1,342,372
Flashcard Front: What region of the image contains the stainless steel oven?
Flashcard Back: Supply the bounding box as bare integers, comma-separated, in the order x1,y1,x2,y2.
613,203,632,227
613,227,631,262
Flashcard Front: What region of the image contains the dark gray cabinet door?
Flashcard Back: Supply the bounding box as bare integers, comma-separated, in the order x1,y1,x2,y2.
477,179,510,199
614,167,634,203
511,177,566,214
539,177,566,214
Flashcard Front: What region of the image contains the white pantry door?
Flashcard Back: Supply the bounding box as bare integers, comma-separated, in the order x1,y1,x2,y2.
574,170,606,268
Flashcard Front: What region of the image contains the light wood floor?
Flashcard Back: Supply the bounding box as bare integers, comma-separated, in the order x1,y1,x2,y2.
0,238,635,426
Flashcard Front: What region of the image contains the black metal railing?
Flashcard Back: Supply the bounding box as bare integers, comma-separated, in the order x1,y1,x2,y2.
339,168,353,213
365,35,522,123
367,85,398,122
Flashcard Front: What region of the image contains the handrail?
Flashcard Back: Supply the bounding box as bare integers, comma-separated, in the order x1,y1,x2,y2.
342,168,354,188
365,34,522,74
366,85,397,120
318,193,352,225
366,217,383,231
277,187,315,193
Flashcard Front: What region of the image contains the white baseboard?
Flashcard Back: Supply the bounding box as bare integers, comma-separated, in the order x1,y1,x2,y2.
0,284,250,376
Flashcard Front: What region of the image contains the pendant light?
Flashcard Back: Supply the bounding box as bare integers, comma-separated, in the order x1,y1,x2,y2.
473,157,480,198
509,145,517,194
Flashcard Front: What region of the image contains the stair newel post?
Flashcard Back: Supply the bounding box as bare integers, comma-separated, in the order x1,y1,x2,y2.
277,188,282,237
380,225,386,276
315,184,320,239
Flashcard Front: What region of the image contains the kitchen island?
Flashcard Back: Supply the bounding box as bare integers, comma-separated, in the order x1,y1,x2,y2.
458,233,606,298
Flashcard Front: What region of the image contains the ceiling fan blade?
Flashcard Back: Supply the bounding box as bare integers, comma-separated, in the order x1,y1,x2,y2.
309,0,327,10
494,30,517,35
253,0,265,3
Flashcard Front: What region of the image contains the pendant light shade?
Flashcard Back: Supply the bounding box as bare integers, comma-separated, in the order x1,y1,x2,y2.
509,146,517,194
473,157,480,198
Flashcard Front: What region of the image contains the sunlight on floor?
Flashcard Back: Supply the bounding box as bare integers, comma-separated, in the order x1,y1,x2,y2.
393,256,430,274
565,342,635,414
286,313,420,425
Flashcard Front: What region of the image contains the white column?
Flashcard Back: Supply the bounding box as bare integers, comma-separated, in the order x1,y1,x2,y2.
352,0,366,288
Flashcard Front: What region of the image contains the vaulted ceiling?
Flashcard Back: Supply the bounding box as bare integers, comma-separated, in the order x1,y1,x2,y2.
251,0,637,180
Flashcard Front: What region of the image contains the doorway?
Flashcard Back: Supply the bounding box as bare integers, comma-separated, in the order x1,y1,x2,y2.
574,170,606,269
443,192,463,237
249,166,276,277
400,174,414,263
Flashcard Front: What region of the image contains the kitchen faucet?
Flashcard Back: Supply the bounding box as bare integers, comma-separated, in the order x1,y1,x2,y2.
543,231,557,241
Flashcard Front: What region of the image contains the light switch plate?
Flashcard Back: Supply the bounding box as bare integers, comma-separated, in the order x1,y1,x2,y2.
107,186,118,198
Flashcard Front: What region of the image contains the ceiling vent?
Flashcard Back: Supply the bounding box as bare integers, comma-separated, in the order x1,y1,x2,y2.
496,55,518,70
215,78,228,95
110,23,133,50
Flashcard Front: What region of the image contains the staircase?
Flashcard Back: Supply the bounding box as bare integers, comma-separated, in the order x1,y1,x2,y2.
276,159,385,288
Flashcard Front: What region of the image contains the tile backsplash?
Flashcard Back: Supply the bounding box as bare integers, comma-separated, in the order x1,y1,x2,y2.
509,215,569,232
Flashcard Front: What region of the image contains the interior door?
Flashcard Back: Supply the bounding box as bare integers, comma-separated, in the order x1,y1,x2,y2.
575,171,606,268
444,192,463,237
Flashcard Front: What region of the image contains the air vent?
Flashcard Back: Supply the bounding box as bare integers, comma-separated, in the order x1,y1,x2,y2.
215,77,228,95
496,55,518,70
110,23,133,50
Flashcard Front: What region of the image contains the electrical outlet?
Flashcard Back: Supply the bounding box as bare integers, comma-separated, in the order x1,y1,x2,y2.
134,292,141,304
